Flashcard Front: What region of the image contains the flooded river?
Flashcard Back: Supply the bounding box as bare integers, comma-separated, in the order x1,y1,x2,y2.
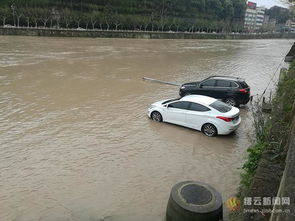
0,36,292,221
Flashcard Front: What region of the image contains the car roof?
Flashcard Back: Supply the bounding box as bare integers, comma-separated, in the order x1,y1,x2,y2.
206,75,245,82
180,95,216,105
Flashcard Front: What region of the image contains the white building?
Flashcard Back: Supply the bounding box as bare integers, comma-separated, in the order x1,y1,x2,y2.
285,20,295,32
256,7,266,28
244,8,257,30
244,1,257,30
244,2,266,31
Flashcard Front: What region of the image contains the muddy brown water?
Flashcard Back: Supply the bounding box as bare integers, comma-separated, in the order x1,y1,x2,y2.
0,36,292,221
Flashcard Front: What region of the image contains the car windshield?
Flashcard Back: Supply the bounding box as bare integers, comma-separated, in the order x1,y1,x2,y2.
209,101,232,113
162,98,180,104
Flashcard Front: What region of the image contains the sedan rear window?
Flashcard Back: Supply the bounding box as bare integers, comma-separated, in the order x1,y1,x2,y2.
189,102,210,112
209,101,232,113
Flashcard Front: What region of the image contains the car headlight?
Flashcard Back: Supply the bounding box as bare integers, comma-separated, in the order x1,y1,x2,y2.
181,86,185,89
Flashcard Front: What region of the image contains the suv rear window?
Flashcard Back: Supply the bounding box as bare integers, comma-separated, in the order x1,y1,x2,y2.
230,82,238,87
209,101,232,113
239,81,249,89
216,80,231,87
201,79,216,87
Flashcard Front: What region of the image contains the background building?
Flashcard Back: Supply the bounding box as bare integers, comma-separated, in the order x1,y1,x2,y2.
244,2,267,31
244,1,257,31
256,7,266,29
262,15,276,32
285,19,295,32
265,5,292,33
243,1,283,32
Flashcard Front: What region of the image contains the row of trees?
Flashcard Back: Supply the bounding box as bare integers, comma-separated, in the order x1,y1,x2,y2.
0,0,247,33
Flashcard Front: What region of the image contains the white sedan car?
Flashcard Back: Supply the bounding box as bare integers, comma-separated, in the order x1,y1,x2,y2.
148,95,241,136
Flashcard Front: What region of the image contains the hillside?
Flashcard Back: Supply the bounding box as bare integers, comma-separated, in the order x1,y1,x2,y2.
0,0,246,32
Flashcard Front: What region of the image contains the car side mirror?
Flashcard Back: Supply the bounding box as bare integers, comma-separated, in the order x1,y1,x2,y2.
164,104,168,108
199,84,203,88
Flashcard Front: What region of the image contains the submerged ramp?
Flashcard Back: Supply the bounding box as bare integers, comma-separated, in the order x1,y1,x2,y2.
143,77,181,86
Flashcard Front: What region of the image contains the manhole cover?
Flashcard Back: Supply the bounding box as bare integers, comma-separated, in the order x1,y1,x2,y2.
180,184,212,205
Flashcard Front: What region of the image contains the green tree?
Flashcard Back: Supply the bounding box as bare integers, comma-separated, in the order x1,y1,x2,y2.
90,11,100,30
40,8,51,28
103,5,113,30
0,0,248,32
62,8,72,29
232,0,246,20
31,7,41,28
112,12,122,30
23,7,31,27
0,6,10,26
73,11,83,28
142,15,150,31
221,0,234,20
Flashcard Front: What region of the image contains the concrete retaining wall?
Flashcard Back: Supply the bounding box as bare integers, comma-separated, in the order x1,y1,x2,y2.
285,42,295,62
270,101,295,221
1,27,295,39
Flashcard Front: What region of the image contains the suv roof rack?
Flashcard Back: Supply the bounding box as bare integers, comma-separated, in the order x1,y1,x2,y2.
207,75,245,81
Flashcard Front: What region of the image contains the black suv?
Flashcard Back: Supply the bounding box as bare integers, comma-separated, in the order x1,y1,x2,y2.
179,76,250,107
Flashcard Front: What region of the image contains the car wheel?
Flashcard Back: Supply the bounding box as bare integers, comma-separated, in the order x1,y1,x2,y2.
202,123,217,137
151,111,163,122
224,98,238,107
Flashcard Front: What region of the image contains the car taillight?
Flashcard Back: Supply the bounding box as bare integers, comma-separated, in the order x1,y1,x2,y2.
216,116,232,122
239,89,248,93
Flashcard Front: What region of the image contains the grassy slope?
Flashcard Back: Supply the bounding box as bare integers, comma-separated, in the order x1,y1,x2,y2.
230,61,295,220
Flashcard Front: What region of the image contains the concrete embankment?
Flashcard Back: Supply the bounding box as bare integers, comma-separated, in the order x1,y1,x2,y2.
240,56,295,221
246,102,295,221
270,102,295,221
1,27,295,39
285,43,295,62
272,47,295,221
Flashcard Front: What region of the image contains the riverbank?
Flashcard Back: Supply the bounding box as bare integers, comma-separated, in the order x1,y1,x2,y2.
1,27,295,39
230,60,295,221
